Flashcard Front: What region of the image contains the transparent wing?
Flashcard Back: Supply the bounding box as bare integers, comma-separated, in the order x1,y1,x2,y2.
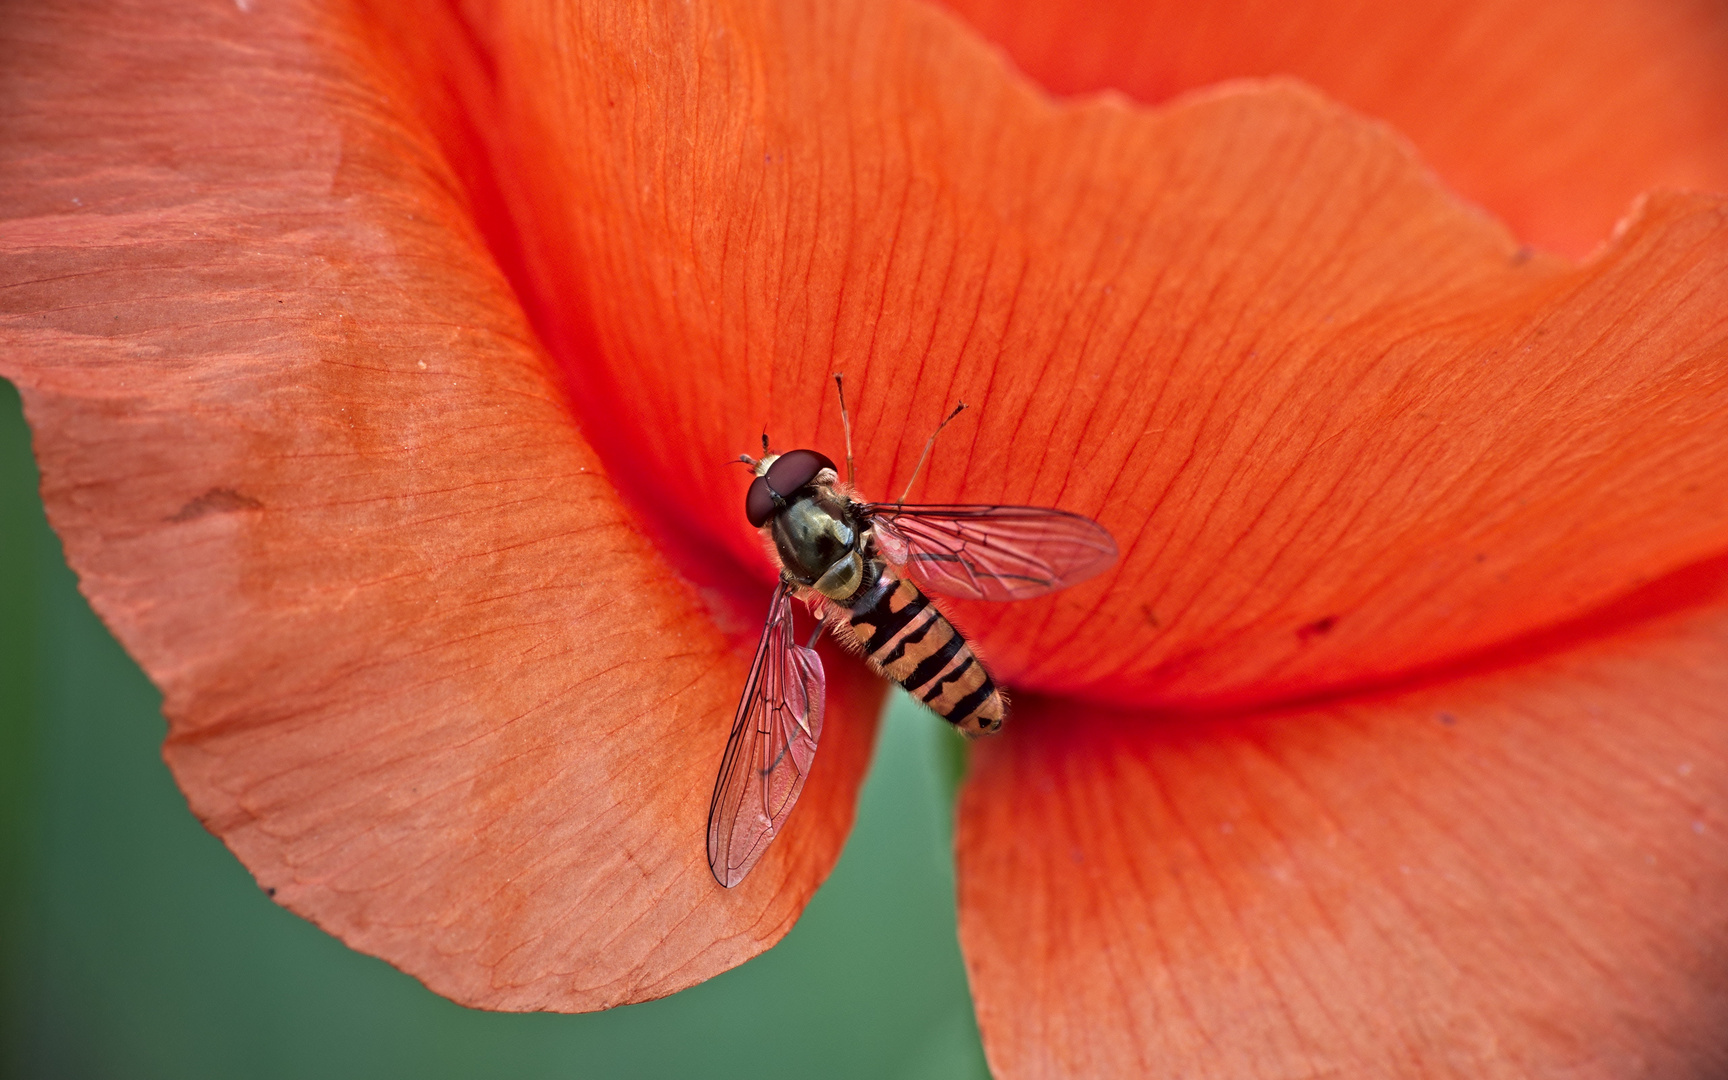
707,580,826,888
866,503,1118,601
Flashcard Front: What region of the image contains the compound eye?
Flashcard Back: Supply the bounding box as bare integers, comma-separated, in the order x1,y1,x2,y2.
745,475,777,527
763,449,836,497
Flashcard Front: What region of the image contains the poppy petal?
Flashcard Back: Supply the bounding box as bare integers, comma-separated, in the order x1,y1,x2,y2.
0,0,880,1009
940,0,1728,259
450,0,1728,709
958,560,1728,1077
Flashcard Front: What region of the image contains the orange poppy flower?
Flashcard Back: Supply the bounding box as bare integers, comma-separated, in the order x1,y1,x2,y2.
4,0,1727,1074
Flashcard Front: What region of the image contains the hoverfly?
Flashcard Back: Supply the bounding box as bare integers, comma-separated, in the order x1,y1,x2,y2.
707,376,1118,887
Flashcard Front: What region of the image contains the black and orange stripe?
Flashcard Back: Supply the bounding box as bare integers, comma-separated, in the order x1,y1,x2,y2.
845,570,1004,736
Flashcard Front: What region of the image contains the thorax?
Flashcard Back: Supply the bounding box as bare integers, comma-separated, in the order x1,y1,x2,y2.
768,488,874,603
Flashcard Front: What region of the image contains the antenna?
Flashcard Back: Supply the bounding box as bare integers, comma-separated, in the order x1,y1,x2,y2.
897,400,967,505
833,373,856,487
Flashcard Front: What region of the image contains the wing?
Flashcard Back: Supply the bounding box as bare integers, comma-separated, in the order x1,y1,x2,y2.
866,503,1118,601
707,579,826,888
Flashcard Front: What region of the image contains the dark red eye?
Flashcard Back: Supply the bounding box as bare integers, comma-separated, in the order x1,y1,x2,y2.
745,476,776,527
744,449,836,527
765,449,834,494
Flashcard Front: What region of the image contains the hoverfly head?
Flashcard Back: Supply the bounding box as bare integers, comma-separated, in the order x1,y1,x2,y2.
745,448,837,528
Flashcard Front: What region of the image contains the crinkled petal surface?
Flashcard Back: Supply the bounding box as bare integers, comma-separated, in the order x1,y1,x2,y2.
942,0,1728,259
0,0,881,1010
6,0,1728,1058
959,565,1728,1078
446,0,1728,709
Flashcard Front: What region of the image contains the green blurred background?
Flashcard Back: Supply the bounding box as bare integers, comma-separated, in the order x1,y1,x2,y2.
0,379,989,1080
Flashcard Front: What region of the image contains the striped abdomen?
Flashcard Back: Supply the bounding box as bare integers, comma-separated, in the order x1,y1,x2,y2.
845,570,1004,736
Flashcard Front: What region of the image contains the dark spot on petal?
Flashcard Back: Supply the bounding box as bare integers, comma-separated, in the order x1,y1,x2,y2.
170,487,262,523
1438,712,1457,726
1509,245,1534,266
266,886,277,897
1297,615,1338,642
1141,603,1160,627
